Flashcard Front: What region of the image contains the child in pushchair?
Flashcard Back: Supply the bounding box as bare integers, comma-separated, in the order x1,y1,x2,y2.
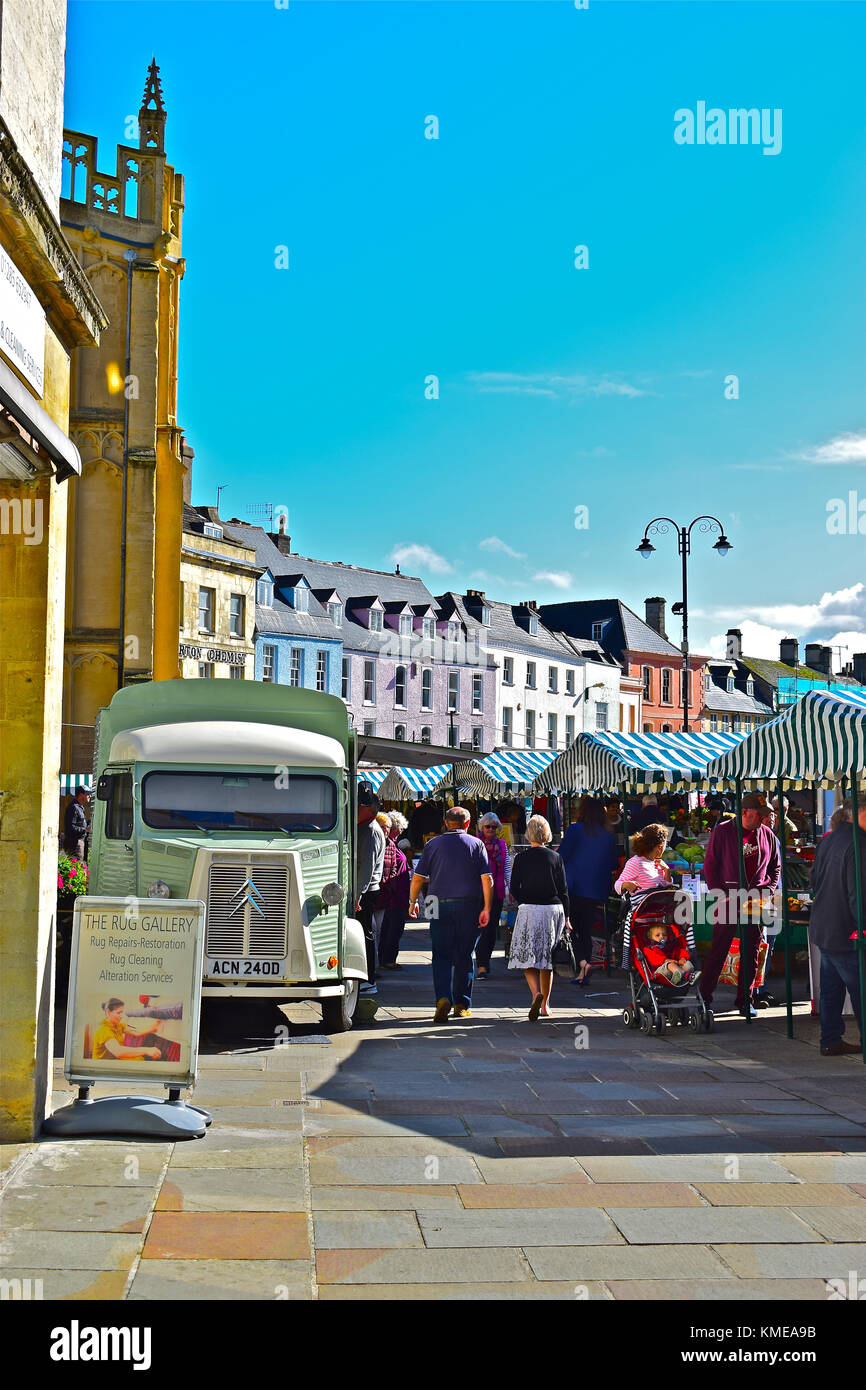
619,885,713,1035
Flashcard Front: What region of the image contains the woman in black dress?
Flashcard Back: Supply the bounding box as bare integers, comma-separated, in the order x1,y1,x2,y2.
508,815,569,1020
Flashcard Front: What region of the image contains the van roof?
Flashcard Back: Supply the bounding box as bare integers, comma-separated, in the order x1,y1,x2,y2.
96,680,351,775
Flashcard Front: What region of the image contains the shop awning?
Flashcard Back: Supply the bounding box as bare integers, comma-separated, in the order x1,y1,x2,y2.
430,748,560,797
704,688,866,788
60,773,92,795
532,729,749,793
0,359,82,482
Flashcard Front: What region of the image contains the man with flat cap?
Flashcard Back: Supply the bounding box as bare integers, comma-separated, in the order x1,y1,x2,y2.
700,792,781,1018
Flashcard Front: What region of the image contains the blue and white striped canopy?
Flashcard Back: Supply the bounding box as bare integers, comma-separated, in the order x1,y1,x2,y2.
532,729,749,793
705,688,866,788
376,763,452,800
430,748,559,797
357,766,389,792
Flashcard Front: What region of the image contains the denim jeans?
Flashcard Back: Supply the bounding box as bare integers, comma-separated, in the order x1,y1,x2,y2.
819,949,865,1049
475,895,503,971
429,897,482,1008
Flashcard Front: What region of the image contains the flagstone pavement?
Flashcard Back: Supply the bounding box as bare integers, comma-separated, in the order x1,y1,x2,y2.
2,923,865,1301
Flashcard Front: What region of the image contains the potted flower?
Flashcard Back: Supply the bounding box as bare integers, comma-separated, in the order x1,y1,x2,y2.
56,853,88,1005
57,851,89,909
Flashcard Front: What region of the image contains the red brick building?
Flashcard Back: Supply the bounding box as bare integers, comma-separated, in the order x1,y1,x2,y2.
538,597,707,733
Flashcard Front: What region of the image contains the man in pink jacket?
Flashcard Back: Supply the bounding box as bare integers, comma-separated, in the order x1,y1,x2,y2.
700,793,781,1017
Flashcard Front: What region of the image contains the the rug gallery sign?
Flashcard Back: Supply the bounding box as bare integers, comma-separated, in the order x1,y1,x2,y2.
63,897,205,1087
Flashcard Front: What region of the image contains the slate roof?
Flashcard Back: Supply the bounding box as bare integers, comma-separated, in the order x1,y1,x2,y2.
437,592,594,666
548,631,620,668
182,505,262,571
221,522,439,656
538,599,686,661
701,663,775,717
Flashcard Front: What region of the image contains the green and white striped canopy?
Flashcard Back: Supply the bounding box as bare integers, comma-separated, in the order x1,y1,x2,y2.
60,774,92,795
704,688,866,789
430,749,559,798
532,729,748,794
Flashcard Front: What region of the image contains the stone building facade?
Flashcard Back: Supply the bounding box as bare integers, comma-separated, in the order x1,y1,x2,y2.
179,506,260,681
60,62,187,769
0,0,106,1139
438,591,622,752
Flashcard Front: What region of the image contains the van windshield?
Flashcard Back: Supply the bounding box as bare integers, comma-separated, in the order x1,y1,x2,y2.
142,772,337,833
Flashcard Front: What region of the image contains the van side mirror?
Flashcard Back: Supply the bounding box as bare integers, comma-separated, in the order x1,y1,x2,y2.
96,775,113,802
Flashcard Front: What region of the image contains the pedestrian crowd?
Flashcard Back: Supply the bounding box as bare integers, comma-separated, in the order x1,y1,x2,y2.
376,787,863,1059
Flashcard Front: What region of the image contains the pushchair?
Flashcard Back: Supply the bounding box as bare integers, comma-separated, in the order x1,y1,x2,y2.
618,886,714,1035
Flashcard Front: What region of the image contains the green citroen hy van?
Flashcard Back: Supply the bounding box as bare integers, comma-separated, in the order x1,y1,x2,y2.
88,680,367,1031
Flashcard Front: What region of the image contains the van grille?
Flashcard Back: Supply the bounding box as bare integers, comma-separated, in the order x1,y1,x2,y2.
206,863,289,957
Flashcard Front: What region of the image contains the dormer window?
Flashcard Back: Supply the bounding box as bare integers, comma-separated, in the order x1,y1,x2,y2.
447,620,459,642
726,673,735,693
328,601,342,628
528,614,538,636
399,613,412,638
369,608,383,633
481,604,491,626
746,677,754,696
422,616,435,640
203,522,222,539
704,670,711,692
256,577,274,607
293,584,309,613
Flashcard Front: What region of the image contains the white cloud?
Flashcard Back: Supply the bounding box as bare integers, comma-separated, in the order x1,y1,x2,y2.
389,543,452,575
479,535,526,560
795,431,866,465
469,568,508,588
701,583,866,665
467,371,649,400
532,570,573,590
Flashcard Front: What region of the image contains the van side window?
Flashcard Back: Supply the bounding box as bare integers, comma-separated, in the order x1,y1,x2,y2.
106,773,134,840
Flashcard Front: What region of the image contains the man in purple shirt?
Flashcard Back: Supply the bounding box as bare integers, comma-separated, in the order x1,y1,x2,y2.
700,793,781,1017
409,807,493,1022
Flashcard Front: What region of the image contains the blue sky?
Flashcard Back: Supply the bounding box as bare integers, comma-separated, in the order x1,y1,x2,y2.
65,0,866,662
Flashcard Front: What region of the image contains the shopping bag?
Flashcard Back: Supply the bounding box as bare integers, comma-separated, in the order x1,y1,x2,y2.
719,937,769,988
551,924,576,978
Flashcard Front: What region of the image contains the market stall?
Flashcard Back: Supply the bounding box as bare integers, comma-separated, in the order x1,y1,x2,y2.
705,687,866,1055
532,729,748,795
376,763,452,802
429,748,560,799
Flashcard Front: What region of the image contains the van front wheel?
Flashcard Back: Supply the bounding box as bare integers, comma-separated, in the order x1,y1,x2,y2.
321,980,360,1034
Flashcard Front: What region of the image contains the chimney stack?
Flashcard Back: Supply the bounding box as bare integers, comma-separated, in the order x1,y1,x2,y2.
779,637,799,667
853,653,866,686
804,643,833,677
181,439,194,505
725,628,743,660
268,528,293,556
645,597,667,640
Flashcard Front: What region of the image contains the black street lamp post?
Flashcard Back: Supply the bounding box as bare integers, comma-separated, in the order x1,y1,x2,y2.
636,516,732,732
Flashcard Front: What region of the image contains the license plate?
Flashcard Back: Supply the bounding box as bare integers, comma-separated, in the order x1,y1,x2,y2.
205,958,286,979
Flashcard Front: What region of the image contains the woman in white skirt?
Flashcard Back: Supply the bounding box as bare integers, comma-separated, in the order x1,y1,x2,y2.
508,815,570,1019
